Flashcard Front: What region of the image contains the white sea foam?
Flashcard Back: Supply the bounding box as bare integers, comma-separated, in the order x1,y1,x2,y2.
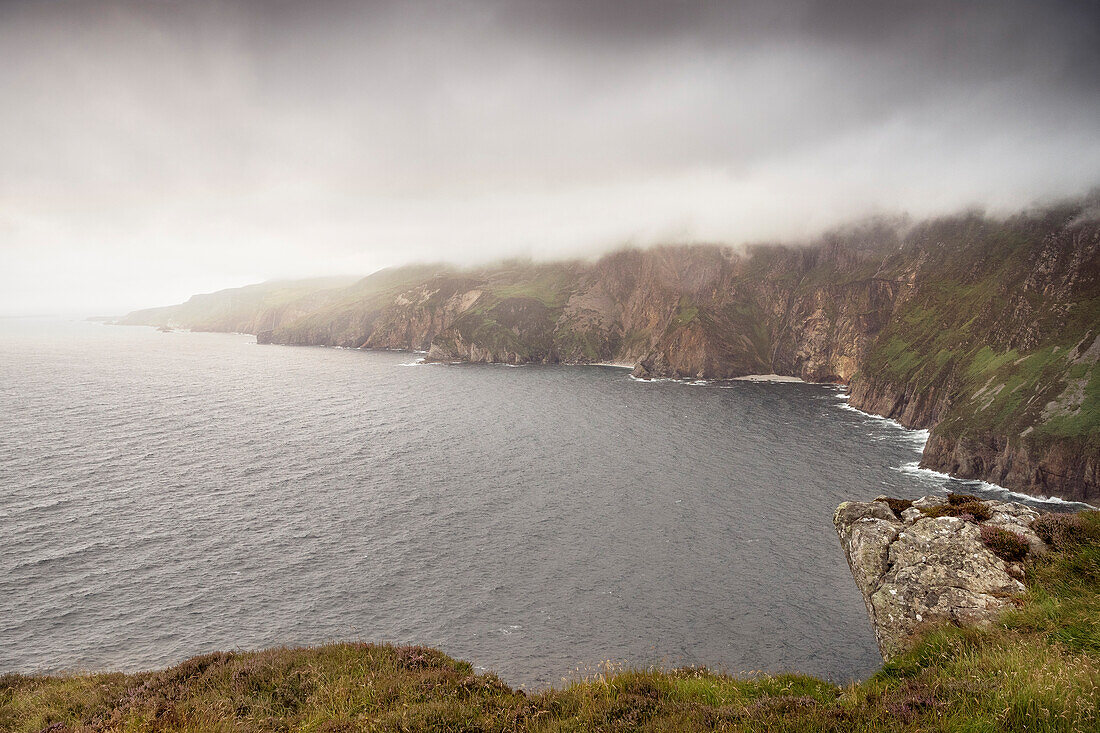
835,399,929,447
628,374,676,383
833,391,1093,508
904,429,931,449
895,461,1095,509
838,401,894,422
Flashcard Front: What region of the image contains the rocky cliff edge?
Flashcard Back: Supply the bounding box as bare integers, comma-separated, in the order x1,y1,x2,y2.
834,494,1052,660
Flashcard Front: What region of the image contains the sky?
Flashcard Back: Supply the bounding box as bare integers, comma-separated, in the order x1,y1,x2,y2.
2,0,1099,315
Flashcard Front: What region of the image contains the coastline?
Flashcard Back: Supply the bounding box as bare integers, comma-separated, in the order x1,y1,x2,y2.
119,322,1093,504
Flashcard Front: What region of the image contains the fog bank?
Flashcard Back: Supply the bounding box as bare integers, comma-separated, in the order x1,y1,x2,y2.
1,0,1098,314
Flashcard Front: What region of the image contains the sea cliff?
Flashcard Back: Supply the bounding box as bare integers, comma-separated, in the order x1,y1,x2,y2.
120,200,1100,502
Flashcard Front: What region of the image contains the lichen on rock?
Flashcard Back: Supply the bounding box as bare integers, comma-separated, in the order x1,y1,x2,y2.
834,495,1044,660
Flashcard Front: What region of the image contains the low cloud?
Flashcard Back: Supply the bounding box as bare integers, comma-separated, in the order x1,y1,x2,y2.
1,0,1098,313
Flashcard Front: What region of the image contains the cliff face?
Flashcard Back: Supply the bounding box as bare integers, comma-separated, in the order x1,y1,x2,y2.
847,210,1100,503
922,427,1100,505
122,201,1100,502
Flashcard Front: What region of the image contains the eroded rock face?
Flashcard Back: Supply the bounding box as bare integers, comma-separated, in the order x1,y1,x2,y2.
834,496,1038,660
921,430,1100,505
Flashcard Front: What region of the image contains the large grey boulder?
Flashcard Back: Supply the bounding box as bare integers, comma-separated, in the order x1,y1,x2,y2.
985,502,1046,556
834,497,1035,660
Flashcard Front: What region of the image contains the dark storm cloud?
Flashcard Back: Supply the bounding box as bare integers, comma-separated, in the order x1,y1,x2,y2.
1,0,1099,313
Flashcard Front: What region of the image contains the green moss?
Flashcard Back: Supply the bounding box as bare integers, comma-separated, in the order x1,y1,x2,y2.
1040,363,1100,441
667,298,700,332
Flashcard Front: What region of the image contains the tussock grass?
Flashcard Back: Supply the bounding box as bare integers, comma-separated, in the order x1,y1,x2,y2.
4,511,1099,732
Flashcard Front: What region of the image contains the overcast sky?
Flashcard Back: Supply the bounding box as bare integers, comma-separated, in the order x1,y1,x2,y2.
2,0,1099,314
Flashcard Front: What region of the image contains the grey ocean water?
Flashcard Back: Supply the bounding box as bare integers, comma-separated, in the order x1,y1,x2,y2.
0,319,1018,688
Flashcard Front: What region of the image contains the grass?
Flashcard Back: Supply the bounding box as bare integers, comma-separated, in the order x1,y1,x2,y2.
668,298,699,331
486,267,577,310
5,511,1098,732
1041,362,1100,441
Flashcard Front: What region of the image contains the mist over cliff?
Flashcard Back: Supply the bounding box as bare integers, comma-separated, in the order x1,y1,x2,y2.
2,0,1099,314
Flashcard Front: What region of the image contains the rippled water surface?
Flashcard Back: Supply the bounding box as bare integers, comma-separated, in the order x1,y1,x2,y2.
0,319,1015,687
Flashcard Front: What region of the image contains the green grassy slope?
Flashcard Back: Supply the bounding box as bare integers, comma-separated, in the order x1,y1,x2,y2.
850,209,1100,498
863,212,1097,428
259,264,460,347
5,511,1098,732
117,277,360,333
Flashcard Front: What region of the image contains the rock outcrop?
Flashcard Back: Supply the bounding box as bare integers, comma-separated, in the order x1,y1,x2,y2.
834,496,1048,660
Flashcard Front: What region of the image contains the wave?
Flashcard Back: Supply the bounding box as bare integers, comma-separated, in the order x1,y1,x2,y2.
894,461,1095,509
11,540,113,572
834,399,930,450
627,374,678,384
0,496,77,520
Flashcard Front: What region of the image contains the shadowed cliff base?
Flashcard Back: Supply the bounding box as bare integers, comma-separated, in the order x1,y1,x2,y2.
5,508,1098,732
120,198,1100,502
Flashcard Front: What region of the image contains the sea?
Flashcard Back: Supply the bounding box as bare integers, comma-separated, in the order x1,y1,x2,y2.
0,318,1077,688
